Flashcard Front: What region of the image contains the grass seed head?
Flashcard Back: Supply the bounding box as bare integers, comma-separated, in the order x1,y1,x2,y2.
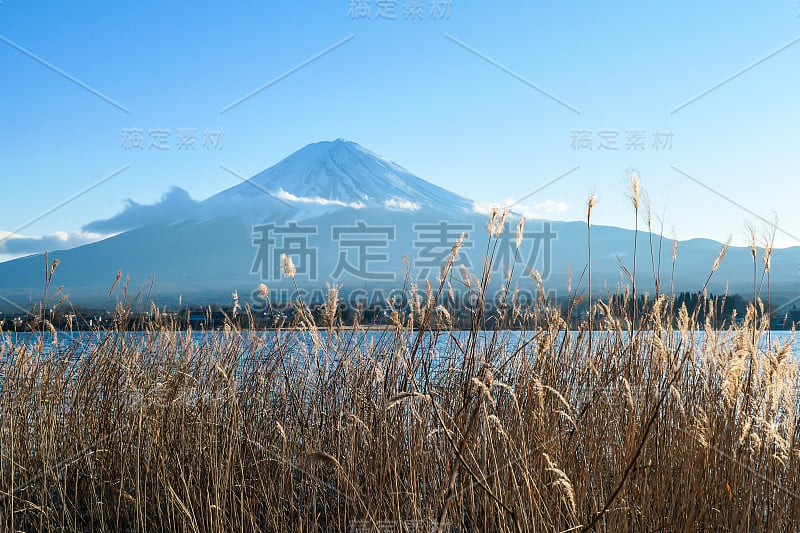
280,253,296,278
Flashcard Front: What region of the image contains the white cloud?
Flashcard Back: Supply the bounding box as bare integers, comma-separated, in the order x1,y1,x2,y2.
384,198,421,211
83,185,297,234
274,188,365,209
0,230,108,256
83,186,201,233
472,202,500,216
473,199,567,218
521,199,568,217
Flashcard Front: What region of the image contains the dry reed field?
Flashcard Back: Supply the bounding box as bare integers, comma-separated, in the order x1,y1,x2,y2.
1,186,799,532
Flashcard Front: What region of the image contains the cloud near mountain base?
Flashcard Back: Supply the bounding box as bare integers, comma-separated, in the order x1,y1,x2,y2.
83,187,202,234
0,230,107,256
472,199,567,218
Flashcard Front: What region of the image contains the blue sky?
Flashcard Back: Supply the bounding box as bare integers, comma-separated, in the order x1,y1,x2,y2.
1,1,799,261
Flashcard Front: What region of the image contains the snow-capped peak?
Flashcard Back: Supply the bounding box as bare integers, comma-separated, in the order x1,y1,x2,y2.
210,139,474,215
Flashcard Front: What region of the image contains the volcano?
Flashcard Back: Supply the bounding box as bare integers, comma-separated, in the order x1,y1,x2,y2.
1,140,798,310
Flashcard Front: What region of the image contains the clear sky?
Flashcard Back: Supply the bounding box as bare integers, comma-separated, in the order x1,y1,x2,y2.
1,1,799,262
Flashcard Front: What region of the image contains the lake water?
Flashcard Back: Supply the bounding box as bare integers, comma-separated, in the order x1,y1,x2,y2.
1,329,798,359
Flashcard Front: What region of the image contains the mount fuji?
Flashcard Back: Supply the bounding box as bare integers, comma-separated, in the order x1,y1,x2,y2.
210,139,475,216
0,139,798,309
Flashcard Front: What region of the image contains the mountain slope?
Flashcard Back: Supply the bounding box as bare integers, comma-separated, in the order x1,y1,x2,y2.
1,139,798,310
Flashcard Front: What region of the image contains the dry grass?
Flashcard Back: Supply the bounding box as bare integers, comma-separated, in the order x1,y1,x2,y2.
1,207,799,532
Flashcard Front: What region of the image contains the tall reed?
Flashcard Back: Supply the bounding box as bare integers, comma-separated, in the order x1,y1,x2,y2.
0,194,797,532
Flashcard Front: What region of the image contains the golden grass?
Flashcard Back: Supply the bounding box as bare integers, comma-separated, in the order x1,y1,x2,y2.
0,202,798,532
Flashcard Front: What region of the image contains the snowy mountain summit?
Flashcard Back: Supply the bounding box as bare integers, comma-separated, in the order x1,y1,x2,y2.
211,139,474,217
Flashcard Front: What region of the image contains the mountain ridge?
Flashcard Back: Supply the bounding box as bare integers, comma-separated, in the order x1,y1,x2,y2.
1,139,799,309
